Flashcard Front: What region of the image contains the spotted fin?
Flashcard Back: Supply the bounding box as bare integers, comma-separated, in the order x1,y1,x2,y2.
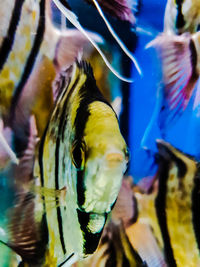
147,33,199,121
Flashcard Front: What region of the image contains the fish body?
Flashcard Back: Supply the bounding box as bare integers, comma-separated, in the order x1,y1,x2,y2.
155,140,200,267
0,0,100,128
0,0,45,120
75,140,200,266
38,61,128,263
6,61,128,266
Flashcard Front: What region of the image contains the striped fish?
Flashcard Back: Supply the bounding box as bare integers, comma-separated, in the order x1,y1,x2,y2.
81,221,147,267
75,178,147,267
0,0,45,120
155,140,200,267
1,60,128,266
134,140,200,267
74,139,200,267
0,0,100,124
0,0,104,160
164,0,200,34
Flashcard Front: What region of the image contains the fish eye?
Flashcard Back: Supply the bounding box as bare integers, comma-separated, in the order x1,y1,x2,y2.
125,147,130,162
71,140,86,171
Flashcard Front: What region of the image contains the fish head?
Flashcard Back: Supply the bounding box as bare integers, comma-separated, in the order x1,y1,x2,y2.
71,102,129,216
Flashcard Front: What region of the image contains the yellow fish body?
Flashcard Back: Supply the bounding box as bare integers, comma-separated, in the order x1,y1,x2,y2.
130,141,200,267
1,61,128,266
0,0,45,119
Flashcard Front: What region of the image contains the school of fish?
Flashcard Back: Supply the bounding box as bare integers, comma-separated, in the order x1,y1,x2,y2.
0,0,200,266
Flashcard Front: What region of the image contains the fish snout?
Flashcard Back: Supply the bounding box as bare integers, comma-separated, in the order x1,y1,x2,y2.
105,152,125,168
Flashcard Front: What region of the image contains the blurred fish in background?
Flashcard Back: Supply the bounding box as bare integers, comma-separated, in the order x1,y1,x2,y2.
142,0,200,158
132,0,200,182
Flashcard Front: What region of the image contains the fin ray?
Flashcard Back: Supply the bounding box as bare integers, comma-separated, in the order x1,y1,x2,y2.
52,0,133,82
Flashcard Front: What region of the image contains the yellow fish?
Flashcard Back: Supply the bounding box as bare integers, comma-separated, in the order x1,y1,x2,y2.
1,61,128,266
131,140,200,267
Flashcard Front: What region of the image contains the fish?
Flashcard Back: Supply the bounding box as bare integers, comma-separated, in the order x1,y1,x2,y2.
146,0,200,120
154,139,200,266
132,140,200,266
0,0,101,122
164,0,200,34
120,140,200,267
146,31,200,121
0,0,104,159
0,60,128,266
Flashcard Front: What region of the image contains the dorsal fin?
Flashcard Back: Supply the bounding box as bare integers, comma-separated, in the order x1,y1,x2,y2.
77,60,95,79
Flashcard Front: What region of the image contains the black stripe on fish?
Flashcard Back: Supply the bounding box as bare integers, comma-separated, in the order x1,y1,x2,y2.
54,75,80,255
58,253,75,267
58,0,72,11
55,136,66,255
157,143,187,178
74,61,111,141
192,167,200,251
175,0,185,30
0,0,25,71
155,157,177,267
77,209,106,255
9,0,46,121
189,39,198,78
39,123,50,188
74,61,112,207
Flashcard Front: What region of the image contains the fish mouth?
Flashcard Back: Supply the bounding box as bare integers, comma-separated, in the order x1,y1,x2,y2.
77,207,107,233
77,208,107,256
77,206,107,217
